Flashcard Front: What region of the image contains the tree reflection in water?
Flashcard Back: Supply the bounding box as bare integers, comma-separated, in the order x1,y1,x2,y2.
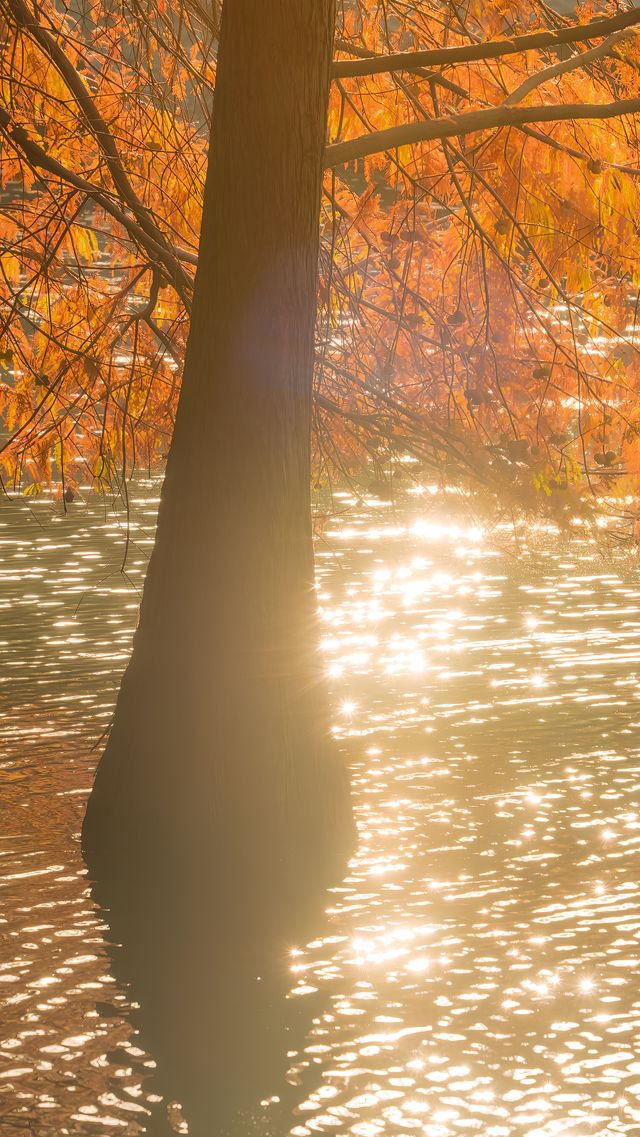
89,851,338,1136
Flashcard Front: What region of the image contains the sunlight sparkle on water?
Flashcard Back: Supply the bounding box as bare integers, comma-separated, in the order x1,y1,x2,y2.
340,700,357,717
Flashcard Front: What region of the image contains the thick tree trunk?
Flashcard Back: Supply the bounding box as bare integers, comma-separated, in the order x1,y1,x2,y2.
82,0,353,913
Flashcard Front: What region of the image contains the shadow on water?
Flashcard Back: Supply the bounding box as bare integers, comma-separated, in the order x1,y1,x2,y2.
87,855,338,1136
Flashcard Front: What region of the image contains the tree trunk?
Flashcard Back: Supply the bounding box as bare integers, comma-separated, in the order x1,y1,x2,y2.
82,0,353,915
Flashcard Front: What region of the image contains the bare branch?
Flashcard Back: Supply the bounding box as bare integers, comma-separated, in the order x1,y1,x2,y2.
333,37,467,98
331,7,640,79
324,97,640,168
504,28,638,106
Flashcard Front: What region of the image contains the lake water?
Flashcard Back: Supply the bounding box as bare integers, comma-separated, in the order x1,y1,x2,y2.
2,482,640,1135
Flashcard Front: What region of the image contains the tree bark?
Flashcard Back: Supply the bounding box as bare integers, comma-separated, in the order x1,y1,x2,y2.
82,0,353,915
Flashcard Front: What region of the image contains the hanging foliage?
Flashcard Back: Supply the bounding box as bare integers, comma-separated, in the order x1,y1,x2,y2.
2,0,640,533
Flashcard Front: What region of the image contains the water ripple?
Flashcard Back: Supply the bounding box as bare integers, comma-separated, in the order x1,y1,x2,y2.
2,487,640,1133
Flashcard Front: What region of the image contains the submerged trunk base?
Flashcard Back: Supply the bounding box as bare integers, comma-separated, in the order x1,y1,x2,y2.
83,655,352,1135
83,648,354,935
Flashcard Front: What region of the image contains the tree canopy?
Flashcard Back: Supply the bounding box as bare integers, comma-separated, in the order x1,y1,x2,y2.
3,0,640,534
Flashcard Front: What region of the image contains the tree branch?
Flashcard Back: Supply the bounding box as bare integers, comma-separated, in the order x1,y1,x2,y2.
0,107,198,280
333,37,467,98
3,0,194,293
518,122,640,177
504,27,637,105
6,0,147,220
331,7,640,79
324,97,640,168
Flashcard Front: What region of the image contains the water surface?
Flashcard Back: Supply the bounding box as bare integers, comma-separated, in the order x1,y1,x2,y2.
2,484,640,1134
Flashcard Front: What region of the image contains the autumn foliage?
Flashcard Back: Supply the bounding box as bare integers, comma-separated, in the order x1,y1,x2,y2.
2,0,640,529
